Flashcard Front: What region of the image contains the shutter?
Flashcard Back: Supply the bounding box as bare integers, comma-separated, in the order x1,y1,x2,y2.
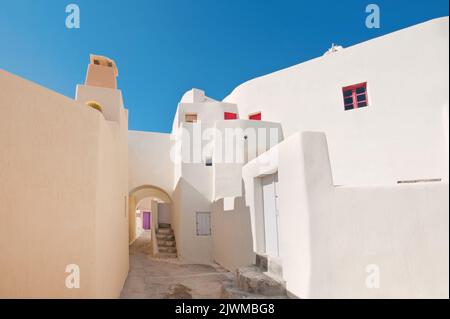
196,212,211,236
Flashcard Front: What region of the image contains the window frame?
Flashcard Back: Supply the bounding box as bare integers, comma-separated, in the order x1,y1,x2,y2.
224,112,238,120
248,112,262,120
205,156,213,167
185,112,198,123
342,82,368,111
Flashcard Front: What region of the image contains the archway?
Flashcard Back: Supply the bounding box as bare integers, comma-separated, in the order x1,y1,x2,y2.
128,185,172,245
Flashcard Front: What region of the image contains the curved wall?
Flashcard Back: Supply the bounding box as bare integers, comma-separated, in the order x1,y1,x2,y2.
226,17,449,186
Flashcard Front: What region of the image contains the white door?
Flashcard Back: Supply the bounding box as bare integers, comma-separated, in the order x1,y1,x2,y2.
262,173,280,256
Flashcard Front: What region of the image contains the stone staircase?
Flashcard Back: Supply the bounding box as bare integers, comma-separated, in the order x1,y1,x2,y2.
155,224,177,258
221,254,291,299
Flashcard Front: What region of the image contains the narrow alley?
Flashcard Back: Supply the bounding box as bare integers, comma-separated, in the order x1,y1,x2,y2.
120,232,232,299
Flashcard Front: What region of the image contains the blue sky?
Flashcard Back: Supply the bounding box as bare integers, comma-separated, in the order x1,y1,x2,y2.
0,0,448,133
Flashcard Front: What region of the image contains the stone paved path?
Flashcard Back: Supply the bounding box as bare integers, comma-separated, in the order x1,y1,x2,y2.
120,232,232,299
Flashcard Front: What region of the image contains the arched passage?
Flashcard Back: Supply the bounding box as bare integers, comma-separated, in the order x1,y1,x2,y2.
128,185,172,245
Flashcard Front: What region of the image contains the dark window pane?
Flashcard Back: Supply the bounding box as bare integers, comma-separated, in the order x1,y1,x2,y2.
344,97,353,104
356,86,366,94
343,90,353,97
345,104,354,111
357,94,366,102
358,101,368,108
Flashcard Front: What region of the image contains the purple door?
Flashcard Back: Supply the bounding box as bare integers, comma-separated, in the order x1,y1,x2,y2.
143,212,151,230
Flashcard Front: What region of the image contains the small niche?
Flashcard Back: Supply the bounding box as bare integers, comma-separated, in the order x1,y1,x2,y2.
86,101,103,113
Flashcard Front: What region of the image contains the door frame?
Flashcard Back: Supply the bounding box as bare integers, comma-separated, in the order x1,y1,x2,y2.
261,173,280,257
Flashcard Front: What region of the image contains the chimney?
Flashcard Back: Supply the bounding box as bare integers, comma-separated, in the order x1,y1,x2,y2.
85,55,118,89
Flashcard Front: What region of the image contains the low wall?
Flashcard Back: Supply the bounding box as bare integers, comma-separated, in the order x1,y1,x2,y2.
211,197,255,272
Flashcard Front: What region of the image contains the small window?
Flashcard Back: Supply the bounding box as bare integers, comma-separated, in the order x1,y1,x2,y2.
196,212,211,236
93,59,100,65
224,112,237,120
249,112,261,120
185,113,198,123
342,83,368,110
107,61,113,67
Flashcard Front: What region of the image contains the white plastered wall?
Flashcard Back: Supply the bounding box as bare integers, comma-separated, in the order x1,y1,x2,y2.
171,178,213,264
211,196,255,272
158,203,171,224
228,17,449,186
128,130,174,194
243,132,449,298
213,120,283,200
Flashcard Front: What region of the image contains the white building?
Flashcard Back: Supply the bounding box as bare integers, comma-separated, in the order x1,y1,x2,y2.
128,17,449,299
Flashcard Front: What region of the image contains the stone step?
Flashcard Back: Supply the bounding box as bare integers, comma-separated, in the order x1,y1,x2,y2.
159,223,171,229
156,234,175,241
236,266,286,297
157,228,174,235
157,239,176,247
158,246,177,253
268,257,283,279
155,227,178,258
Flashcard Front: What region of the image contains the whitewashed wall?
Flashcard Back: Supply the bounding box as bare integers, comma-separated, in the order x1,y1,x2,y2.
158,203,171,224
213,120,283,200
243,132,449,298
128,130,174,194
172,178,213,264
212,197,255,271
229,17,449,186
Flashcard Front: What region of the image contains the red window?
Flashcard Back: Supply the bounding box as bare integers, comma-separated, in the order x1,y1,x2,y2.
249,112,261,120
342,82,368,110
224,112,237,120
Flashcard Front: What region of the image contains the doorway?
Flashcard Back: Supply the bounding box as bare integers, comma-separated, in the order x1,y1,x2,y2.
143,211,151,230
261,173,280,257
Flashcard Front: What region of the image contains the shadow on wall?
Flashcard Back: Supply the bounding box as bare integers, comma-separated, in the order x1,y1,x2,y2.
243,131,449,298
171,177,213,264
211,193,255,272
